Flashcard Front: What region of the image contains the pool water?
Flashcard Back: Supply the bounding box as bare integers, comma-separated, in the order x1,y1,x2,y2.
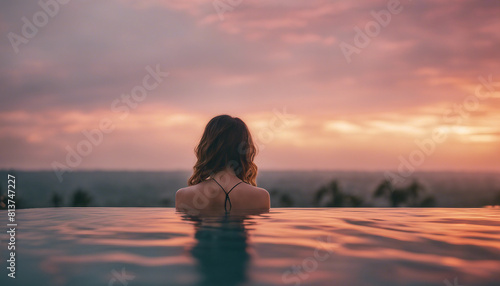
1,208,499,286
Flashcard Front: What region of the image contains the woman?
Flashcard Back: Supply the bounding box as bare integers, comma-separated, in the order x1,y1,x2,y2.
176,115,270,212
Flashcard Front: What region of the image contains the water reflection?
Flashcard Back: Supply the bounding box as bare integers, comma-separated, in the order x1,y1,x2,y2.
7,208,500,286
178,209,268,286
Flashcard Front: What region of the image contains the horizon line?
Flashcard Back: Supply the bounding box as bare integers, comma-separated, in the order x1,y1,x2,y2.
1,168,500,174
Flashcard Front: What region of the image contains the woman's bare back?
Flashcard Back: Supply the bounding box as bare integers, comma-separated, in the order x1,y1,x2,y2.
176,172,270,212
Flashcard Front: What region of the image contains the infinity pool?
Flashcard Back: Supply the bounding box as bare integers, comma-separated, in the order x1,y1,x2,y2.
1,208,499,286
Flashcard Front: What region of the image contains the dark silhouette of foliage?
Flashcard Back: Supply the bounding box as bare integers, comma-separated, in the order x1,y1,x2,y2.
0,190,23,209
419,196,436,207
279,193,295,207
313,180,363,207
487,191,500,207
51,193,63,207
161,198,172,206
269,189,279,206
373,179,435,207
269,189,296,207
71,189,93,207
0,194,6,210
345,195,364,207
0,185,5,209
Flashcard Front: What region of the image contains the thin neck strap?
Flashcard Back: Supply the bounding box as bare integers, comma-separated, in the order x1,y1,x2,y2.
212,177,243,212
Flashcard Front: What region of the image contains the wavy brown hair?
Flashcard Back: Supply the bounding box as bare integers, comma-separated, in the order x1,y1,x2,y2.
188,115,258,186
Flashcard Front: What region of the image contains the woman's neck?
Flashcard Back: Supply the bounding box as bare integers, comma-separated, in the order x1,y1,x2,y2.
212,169,239,184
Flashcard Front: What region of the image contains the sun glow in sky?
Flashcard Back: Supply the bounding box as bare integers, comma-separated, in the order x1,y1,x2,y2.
0,0,499,171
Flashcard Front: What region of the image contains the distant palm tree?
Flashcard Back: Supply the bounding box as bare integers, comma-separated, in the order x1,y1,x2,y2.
51,193,63,207
269,189,295,207
314,180,363,207
279,193,295,207
71,188,93,207
373,179,435,207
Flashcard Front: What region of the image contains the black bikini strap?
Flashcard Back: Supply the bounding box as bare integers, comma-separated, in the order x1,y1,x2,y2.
212,178,243,212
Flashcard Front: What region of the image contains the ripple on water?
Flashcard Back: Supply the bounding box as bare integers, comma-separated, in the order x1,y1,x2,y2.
1,207,499,286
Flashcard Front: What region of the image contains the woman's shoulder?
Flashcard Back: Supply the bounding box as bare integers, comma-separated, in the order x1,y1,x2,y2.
240,184,270,200
176,183,204,197
175,184,205,209
251,185,269,195
176,184,200,201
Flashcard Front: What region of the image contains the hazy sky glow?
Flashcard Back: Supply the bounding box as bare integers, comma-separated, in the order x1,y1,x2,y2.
1,0,499,172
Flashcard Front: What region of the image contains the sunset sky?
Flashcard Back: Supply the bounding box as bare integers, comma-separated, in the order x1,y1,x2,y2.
1,0,499,172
